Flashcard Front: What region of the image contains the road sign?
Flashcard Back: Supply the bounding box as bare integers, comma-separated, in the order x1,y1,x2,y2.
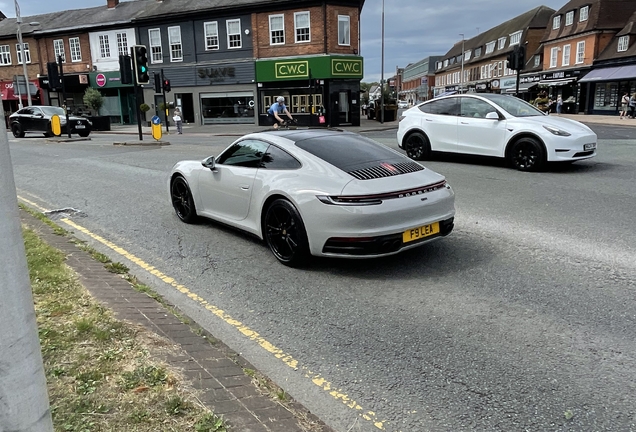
151,115,162,140
151,115,161,125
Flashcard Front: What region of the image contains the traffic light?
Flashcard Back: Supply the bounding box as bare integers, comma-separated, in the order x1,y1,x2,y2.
47,62,60,91
163,78,171,92
119,55,132,85
507,46,526,71
132,45,149,84
154,72,161,93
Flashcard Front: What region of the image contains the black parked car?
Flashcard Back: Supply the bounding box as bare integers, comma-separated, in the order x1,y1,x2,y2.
9,105,92,138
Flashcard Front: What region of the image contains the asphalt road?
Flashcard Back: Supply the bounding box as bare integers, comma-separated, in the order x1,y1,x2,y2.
8,123,636,432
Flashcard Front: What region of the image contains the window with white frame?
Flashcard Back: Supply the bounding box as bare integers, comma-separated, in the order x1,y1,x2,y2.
149,29,162,63
168,26,183,61
576,40,585,63
295,11,310,42
464,50,471,61
54,39,66,62
16,42,31,64
562,44,571,66
98,35,110,58
69,37,81,62
485,41,496,54
227,19,242,48
0,45,11,65
580,6,589,22
534,55,541,67
116,32,128,56
550,47,558,68
618,35,629,52
475,47,482,57
566,11,574,25
444,59,449,67
509,31,522,46
204,22,219,50
269,14,285,45
338,15,350,46
498,37,507,50
553,15,561,29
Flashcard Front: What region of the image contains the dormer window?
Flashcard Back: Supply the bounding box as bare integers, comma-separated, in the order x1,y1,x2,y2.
580,6,589,22
509,31,522,46
444,59,449,67
474,47,482,57
618,35,630,52
534,55,541,67
565,11,574,25
553,15,561,30
485,41,496,54
464,50,471,61
498,37,506,50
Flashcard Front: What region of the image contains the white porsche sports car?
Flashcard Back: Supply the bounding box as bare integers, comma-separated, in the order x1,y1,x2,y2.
397,93,597,171
169,129,455,266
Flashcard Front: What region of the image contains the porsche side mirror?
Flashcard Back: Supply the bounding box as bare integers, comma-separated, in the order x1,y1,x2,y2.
485,112,500,120
201,156,216,170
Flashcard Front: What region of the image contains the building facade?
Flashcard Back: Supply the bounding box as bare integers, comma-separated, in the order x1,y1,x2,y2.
401,56,441,103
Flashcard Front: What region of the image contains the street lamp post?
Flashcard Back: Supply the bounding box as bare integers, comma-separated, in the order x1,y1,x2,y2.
15,1,38,108
380,0,385,124
459,34,465,94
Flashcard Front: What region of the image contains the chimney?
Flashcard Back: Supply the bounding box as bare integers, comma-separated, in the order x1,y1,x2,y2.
107,0,119,8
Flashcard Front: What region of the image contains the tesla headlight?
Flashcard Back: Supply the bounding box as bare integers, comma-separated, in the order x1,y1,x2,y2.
543,125,571,136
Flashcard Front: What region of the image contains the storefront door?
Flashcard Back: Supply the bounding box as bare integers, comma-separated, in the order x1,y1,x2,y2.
339,90,350,124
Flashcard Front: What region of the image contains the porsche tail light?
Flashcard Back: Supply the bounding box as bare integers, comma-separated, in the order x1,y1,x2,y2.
316,180,447,206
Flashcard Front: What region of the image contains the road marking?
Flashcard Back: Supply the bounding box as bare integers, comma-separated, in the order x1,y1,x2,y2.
31,213,387,430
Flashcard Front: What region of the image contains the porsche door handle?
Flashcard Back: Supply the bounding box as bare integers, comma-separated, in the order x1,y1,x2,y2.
240,185,250,190
460,121,469,124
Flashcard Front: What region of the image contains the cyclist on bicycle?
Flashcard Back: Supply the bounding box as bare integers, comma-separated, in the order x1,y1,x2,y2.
267,96,294,129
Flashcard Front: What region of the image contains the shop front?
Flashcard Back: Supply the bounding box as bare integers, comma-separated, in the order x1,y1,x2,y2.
89,71,135,125
538,69,589,114
578,63,636,115
255,56,363,127
504,74,541,101
46,73,91,115
2,79,42,123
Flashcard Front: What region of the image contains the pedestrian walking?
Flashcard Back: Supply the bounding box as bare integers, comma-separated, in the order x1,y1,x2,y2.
173,107,183,134
630,94,636,119
620,92,629,119
556,95,563,115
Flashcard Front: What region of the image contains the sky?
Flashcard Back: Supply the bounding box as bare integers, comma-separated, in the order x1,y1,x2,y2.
2,0,567,82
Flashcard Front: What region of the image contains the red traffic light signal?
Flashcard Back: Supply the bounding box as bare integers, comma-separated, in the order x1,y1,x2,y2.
163,79,171,92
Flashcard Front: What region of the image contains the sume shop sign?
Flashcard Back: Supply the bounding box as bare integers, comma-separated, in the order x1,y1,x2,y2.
95,73,107,87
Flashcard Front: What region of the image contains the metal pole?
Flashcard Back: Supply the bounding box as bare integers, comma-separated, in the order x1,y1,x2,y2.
161,69,169,133
15,1,32,107
0,105,54,432
380,0,385,124
460,34,465,94
58,56,71,138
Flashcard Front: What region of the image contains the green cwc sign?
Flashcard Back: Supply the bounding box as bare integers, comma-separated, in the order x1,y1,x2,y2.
256,56,363,81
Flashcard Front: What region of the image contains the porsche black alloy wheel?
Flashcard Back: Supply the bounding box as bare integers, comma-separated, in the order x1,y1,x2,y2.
404,132,430,161
509,138,545,172
264,199,309,267
171,176,197,223
12,124,24,138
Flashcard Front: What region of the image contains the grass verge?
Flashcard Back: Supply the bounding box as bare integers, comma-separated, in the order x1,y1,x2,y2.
24,227,227,432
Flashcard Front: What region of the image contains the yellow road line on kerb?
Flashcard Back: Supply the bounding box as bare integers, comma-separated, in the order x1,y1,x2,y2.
19,196,49,213
58,217,388,431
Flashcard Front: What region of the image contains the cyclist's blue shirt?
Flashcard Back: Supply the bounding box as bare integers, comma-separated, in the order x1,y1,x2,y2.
268,102,287,115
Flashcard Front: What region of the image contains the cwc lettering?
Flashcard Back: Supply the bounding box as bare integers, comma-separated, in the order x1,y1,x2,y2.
334,62,361,73
277,63,307,76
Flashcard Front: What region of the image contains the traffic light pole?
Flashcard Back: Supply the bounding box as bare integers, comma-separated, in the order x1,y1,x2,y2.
135,82,143,141
58,56,71,138
161,69,169,133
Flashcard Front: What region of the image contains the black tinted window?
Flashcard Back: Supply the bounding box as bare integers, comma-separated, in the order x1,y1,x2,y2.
425,98,459,116
259,145,301,169
217,139,269,167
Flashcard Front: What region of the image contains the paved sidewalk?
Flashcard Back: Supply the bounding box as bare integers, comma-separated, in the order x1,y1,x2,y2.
96,112,635,138
21,209,334,432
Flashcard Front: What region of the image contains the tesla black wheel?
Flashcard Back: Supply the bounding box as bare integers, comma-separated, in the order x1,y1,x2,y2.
404,132,430,161
170,176,197,223
264,199,309,267
508,137,545,172
12,124,24,138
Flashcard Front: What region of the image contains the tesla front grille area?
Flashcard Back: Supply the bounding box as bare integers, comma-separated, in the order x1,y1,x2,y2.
322,217,455,256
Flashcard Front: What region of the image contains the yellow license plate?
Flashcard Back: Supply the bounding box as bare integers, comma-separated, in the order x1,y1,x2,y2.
403,222,440,243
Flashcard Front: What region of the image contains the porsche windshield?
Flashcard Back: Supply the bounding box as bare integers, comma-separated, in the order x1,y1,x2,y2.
479,94,545,117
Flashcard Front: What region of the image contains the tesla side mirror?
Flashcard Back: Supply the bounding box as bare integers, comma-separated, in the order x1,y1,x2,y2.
201,156,216,170
485,112,500,120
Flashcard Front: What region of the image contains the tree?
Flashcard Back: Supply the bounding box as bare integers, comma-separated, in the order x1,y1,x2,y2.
83,88,104,116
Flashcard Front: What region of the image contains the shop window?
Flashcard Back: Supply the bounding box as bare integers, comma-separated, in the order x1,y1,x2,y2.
594,83,618,111
201,93,255,124
0,45,11,65
149,29,162,63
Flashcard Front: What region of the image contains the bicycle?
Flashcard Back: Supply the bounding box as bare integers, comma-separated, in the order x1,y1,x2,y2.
278,118,298,130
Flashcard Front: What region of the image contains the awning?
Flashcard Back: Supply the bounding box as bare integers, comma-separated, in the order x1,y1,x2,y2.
538,78,576,86
579,65,636,82
434,90,457,98
504,83,538,93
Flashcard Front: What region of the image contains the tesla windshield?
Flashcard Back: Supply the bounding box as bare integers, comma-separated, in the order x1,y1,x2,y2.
479,94,545,117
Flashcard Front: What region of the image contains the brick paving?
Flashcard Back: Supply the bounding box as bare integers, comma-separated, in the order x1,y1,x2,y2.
21,209,334,432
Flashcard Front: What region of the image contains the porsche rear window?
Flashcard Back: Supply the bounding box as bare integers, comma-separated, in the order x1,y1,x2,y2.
294,133,407,172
